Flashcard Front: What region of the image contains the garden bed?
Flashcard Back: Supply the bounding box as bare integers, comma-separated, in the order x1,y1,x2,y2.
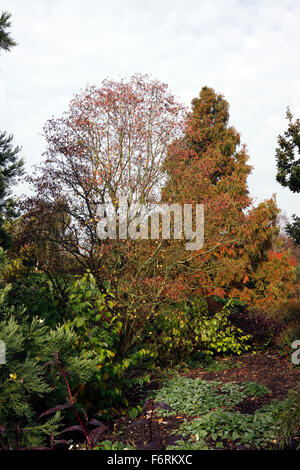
93,351,300,451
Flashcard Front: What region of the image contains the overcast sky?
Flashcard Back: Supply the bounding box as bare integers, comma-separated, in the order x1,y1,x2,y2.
0,0,299,217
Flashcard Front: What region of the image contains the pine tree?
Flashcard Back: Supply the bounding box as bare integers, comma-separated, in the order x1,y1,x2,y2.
0,248,99,449
0,12,24,248
0,11,16,53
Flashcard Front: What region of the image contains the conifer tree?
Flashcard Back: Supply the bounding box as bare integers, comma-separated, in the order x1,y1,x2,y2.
162,87,296,309
0,11,16,52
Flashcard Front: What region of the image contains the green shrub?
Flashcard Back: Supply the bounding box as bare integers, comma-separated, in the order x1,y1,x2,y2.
241,382,272,397
149,376,246,417
65,272,154,419
166,439,209,450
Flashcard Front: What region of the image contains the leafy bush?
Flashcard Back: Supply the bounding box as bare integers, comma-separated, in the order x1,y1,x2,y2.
144,297,251,365
0,248,99,448
241,382,272,397
65,272,154,419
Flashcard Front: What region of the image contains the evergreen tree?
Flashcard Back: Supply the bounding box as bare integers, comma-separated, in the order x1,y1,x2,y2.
285,215,300,246
0,132,24,247
0,11,16,53
0,249,99,449
162,86,251,210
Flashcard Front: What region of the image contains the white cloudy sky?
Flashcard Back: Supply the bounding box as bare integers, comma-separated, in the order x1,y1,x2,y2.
0,0,299,217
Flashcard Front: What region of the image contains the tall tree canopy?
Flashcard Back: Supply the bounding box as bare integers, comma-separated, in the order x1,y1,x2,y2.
21,75,191,352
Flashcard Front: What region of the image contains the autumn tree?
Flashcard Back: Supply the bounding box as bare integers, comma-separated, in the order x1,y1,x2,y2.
228,198,297,310
23,74,186,260
21,80,297,351
22,75,195,352
162,87,296,310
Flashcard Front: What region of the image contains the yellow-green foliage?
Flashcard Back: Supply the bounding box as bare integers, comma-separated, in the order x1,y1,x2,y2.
143,298,251,365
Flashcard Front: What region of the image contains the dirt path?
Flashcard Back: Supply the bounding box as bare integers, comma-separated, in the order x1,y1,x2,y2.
186,352,300,396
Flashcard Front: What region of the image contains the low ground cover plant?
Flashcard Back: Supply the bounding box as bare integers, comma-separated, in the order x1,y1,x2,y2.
149,375,283,450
